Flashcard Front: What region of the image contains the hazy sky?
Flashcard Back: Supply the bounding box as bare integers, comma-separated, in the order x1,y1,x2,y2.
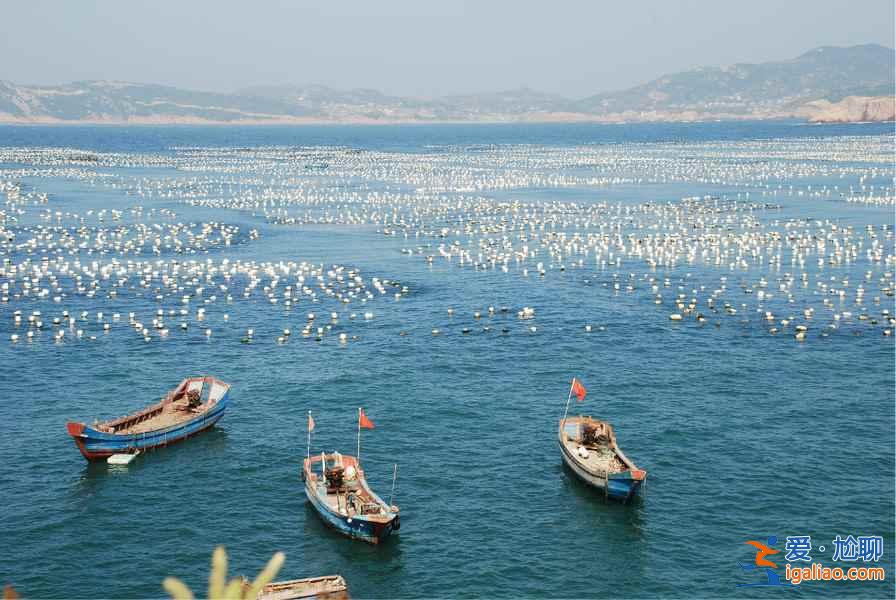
2,1,893,98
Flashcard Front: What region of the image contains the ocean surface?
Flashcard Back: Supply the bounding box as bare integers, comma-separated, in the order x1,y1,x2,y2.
0,121,893,599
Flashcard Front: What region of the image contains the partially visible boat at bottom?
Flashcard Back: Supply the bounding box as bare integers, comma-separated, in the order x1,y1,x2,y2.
66,376,231,461
559,415,646,502
302,452,399,544
248,575,349,600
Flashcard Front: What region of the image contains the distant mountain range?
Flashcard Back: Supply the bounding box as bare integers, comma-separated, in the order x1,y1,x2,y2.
1,44,893,125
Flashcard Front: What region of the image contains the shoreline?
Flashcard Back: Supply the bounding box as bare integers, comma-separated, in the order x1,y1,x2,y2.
0,116,892,127
2,95,893,127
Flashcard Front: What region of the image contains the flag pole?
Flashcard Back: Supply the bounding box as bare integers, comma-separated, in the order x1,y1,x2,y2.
306,410,311,461
561,378,575,429
357,407,362,463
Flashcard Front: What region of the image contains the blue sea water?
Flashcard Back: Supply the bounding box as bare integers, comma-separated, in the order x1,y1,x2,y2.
0,121,893,599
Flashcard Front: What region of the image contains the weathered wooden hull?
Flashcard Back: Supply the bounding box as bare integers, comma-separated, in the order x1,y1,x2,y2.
66,390,230,461
559,439,644,501
257,575,349,600
302,475,398,544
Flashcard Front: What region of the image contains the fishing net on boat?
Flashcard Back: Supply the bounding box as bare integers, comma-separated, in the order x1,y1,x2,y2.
582,423,609,446
588,446,626,473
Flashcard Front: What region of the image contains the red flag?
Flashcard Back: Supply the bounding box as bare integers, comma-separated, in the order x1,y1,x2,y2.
307,413,315,432
359,408,375,429
572,378,587,402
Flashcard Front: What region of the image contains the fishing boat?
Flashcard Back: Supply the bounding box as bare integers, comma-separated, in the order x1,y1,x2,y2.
559,416,646,502
66,376,231,461
301,452,400,544
558,378,646,502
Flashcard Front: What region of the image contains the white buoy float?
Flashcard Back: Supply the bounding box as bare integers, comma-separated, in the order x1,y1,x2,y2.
108,451,140,465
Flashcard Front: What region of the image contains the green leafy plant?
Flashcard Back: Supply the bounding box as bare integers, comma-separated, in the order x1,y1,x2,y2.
163,546,285,600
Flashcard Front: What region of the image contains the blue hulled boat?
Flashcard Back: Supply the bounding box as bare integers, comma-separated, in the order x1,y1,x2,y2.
66,376,231,461
558,416,646,502
302,452,400,544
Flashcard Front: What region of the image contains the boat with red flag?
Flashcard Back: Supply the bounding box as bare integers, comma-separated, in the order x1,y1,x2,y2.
558,378,647,502
301,408,400,544
66,376,231,461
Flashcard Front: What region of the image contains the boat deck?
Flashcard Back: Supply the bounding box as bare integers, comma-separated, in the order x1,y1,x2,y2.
312,480,384,518
322,488,347,514
121,402,201,434
561,436,625,474
561,420,626,475
97,378,228,435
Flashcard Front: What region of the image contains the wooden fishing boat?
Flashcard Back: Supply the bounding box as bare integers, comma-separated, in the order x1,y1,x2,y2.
66,376,231,461
301,452,399,544
558,415,646,502
251,575,349,600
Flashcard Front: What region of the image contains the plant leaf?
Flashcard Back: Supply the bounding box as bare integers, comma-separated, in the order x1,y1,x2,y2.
162,577,195,600
209,546,228,599
245,552,285,599
222,577,244,600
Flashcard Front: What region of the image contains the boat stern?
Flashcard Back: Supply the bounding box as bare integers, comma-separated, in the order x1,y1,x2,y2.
608,468,647,502
65,421,108,461
369,514,399,543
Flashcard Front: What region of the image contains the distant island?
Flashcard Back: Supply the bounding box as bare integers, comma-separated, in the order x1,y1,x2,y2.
1,44,893,125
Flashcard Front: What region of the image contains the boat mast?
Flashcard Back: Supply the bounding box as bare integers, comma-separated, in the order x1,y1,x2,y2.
356,407,361,462
561,378,575,429
307,410,312,461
